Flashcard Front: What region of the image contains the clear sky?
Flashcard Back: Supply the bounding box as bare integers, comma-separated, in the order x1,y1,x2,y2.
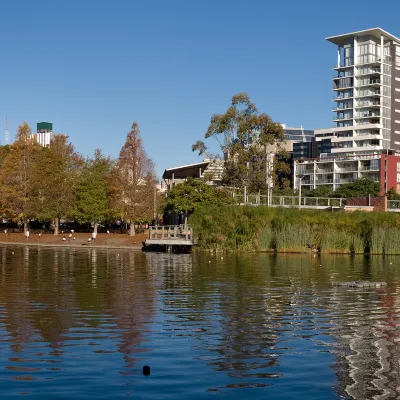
1,0,400,177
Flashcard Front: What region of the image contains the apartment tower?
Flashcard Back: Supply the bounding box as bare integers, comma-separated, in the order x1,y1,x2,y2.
294,28,400,193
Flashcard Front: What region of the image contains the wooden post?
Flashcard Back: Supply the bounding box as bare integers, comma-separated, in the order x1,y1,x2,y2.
162,226,165,239
149,226,152,239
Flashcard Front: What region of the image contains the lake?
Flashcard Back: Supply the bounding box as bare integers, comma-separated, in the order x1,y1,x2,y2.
0,246,399,399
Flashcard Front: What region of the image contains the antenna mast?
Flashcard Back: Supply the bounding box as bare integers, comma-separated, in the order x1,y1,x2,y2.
5,117,9,145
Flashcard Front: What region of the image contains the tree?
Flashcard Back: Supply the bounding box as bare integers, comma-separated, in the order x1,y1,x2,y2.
112,122,156,236
164,178,233,218
386,187,400,200
334,178,380,198
307,185,334,198
35,135,82,234
192,93,285,193
0,122,42,232
72,149,112,232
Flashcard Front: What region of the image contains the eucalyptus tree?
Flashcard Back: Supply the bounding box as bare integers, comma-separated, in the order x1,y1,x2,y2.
192,93,286,193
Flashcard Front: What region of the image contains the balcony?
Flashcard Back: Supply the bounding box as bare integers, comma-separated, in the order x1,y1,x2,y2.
333,73,354,80
359,165,379,171
357,79,381,87
296,168,314,175
355,91,380,98
355,110,380,118
357,68,380,76
333,83,354,90
355,101,380,108
332,106,353,112
332,115,353,122
357,54,392,65
336,166,358,173
333,61,354,70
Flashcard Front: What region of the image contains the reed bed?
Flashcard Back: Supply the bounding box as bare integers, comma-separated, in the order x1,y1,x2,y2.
190,205,400,254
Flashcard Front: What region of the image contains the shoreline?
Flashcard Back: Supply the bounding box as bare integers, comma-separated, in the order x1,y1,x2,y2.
0,232,147,251
0,241,143,250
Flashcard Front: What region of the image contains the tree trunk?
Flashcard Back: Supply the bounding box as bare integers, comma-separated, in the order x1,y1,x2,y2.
54,217,59,235
94,222,98,234
129,222,135,236
184,214,188,226
23,219,29,234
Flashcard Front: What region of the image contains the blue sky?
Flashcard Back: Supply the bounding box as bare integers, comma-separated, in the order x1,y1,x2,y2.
1,0,400,177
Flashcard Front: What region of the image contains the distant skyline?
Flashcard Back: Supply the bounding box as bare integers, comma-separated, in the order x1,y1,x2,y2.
1,0,400,177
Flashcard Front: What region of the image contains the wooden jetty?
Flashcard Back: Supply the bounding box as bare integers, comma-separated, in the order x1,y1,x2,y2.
142,225,195,253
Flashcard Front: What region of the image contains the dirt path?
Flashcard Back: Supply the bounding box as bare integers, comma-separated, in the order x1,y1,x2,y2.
0,232,147,249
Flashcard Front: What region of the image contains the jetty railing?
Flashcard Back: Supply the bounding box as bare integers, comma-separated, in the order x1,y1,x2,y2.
148,225,193,241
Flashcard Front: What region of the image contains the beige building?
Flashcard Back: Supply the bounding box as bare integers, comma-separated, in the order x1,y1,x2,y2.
161,159,224,192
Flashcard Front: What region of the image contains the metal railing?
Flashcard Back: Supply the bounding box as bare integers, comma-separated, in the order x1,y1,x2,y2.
148,225,193,241
235,195,345,208
388,200,400,210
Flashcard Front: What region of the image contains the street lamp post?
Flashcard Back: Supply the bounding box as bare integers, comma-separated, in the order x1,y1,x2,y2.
298,174,305,209
266,152,273,207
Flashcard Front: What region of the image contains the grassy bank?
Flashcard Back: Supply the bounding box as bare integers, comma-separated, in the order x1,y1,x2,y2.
190,206,400,254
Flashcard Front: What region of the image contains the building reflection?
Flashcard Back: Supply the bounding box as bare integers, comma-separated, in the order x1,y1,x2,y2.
1,247,400,396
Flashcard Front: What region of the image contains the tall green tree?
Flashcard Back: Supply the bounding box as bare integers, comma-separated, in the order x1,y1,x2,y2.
112,122,156,236
164,178,233,218
0,122,42,232
35,135,82,234
72,149,112,233
192,93,285,193
334,178,380,198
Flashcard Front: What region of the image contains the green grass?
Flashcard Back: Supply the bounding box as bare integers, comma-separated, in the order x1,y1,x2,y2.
190,206,400,254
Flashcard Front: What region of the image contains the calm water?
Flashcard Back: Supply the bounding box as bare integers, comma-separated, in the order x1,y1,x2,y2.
0,247,400,399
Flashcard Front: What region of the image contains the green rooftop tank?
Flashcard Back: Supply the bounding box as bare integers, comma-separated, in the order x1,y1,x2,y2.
37,122,53,133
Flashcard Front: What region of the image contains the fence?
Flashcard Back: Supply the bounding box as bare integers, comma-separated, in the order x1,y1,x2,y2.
234,194,345,208
148,225,193,241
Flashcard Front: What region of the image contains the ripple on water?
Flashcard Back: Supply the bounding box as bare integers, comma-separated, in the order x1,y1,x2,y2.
0,248,400,398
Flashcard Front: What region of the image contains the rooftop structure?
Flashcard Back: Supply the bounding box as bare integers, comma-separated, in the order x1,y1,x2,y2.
161,160,224,191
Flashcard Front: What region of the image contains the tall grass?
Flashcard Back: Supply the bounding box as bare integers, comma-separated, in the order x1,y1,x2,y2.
190,206,400,254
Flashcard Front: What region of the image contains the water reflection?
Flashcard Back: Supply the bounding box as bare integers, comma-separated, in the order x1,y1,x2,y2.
1,247,400,398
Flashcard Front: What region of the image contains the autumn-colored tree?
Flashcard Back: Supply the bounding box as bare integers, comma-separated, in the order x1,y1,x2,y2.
72,149,112,233
35,135,83,234
0,122,42,232
192,93,286,193
112,122,156,236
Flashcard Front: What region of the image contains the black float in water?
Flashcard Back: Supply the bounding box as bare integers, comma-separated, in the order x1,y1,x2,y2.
143,365,150,376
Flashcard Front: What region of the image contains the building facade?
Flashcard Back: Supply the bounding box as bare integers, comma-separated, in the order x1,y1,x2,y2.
294,28,400,193
161,159,224,192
